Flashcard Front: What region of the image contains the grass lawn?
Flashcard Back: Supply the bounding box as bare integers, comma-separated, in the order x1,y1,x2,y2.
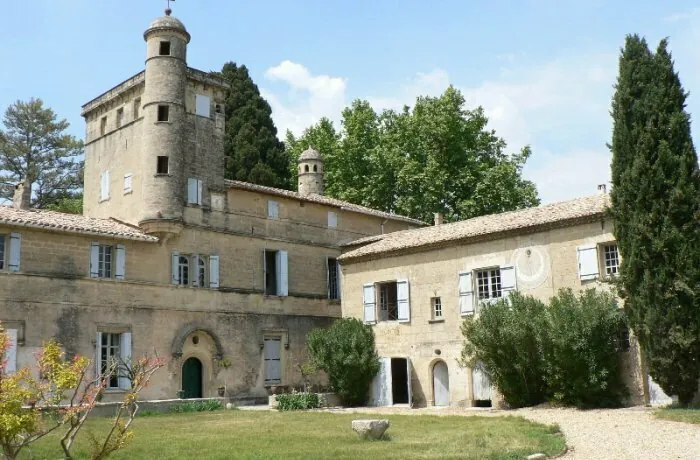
655,408,700,425
19,409,566,460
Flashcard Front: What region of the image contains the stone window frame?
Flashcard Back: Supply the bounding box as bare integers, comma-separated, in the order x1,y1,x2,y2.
431,297,443,320
475,267,502,301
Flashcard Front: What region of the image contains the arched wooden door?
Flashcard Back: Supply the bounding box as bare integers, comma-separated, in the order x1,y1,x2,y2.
182,357,203,399
432,361,450,406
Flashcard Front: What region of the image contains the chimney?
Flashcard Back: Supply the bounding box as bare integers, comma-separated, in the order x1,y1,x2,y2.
597,184,607,195
434,212,444,226
12,181,31,210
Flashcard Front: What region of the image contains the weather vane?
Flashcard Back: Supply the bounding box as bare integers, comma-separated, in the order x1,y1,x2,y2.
165,0,175,15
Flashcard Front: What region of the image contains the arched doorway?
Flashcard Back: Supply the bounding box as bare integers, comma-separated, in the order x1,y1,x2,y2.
182,357,203,399
432,361,450,406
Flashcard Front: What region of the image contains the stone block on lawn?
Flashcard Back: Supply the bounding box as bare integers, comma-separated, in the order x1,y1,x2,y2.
526,454,546,460
351,419,390,440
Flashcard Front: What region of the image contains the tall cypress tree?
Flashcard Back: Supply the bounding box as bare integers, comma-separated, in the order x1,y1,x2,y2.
218,62,290,189
610,35,700,405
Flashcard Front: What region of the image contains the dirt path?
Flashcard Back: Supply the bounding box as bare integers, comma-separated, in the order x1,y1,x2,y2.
331,406,700,459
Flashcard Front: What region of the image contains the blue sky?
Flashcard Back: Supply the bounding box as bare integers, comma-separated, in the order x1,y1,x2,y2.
2,0,699,203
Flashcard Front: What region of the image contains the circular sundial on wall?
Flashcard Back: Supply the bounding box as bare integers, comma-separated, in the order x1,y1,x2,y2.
512,246,549,288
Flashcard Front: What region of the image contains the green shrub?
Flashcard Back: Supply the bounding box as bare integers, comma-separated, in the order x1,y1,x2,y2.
461,288,629,408
169,399,223,413
276,392,320,411
460,292,549,408
544,288,628,408
307,318,380,407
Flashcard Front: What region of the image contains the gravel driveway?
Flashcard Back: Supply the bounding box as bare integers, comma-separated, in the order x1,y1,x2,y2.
334,406,700,459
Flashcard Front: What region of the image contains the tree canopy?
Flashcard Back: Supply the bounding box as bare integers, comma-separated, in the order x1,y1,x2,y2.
0,98,83,208
218,62,290,189
609,35,700,405
287,86,539,223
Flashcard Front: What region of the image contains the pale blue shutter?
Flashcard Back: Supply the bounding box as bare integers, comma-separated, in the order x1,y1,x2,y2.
187,178,198,204
115,244,126,280
89,242,100,278
209,255,220,289
4,328,18,374
95,331,103,378
500,265,517,298
459,272,474,315
277,250,288,296
577,244,599,280
397,279,410,322
171,251,180,284
8,233,21,272
118,332,132,389
363,283,376,324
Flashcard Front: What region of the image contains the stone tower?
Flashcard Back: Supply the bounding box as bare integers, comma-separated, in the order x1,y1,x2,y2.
297,147,325,196
141,10,191,221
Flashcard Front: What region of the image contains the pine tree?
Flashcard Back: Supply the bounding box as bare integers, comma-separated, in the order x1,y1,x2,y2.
218,63,290,189
610,35,700,405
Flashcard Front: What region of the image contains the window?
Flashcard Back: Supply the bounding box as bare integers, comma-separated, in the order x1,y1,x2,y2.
327,257,340,300
133,98,141,119
476,268,502,301
432,297,443,319
363,280,410,323
267,200,279,219
2,328,18,375
195,94,211,117
157,156,169,174
157,105,169,122
123,173,133,194
171,253,219,288
264,249,288,296
0,233,21,272
313,165,318,172
328,211,338,228
215,104,222,114
116,108,124,128
187,178,203,205
604,244,620,276
159,41,171,56
100,116,107,136
100,170,110,201
96,331,131,390
90,243,125,279
304,165,309,173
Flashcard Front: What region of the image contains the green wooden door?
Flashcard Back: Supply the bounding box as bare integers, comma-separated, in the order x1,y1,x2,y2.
182,357,203,399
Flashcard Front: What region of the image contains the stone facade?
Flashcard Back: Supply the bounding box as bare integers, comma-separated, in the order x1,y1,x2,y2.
0,11,422,403
339,200,649,408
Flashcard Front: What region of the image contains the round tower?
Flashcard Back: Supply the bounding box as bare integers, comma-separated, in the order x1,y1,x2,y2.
297,147,325,196
140,9,191,222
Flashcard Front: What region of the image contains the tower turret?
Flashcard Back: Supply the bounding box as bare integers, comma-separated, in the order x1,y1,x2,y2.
140,9,190,222
297,147,325,196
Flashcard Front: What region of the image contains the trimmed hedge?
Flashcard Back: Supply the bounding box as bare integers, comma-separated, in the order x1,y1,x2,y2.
276,392,320,411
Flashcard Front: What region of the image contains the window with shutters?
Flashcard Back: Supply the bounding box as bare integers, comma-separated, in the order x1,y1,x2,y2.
98,245,113,278
476,268,502,301
263,249,288,296
100,332,121,389
378,282,399,321
187,178,203,205
196,256,207,288
327,258,340,300
195,95,211,118
364,279,410,323
171,253,219,289
267,200,279,219
603,243,620,276
178,255,189,286
431,297,443,320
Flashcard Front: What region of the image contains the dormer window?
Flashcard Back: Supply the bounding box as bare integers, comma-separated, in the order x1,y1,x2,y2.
159,41,171,56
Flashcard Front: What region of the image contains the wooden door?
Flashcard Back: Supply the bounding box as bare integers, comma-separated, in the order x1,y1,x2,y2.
472,361,492,402
182,357,203,399
433,361,450,406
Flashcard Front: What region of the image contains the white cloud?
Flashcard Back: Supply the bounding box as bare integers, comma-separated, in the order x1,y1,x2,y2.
368,69,451,111
262,60,348,137
662,8,700,24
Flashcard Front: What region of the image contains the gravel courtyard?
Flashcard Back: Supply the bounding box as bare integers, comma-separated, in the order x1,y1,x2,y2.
334,406,700,459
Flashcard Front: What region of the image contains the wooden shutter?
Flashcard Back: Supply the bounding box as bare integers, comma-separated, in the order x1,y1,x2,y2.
89,242,100,278
337,261,342,302
459,271,474,315
577,244,599,280
262,249,267,293
369,357,392,406
397,279,411,322
115,244,126,280
4,328,18,374
276,250,288,296
104,170,110,200
263,338,282,384
363,283,376,324
95,331,103,378
406,358,413,407
325,257,331,298
268,201,279,219
209,255,220,289
328,211,338,228
8,233,21,272
197,180,203,205
187,178,198,204
190,254,200,286
500,265,517,298
123,174,133,194
118,332,132,390
171,251,180,284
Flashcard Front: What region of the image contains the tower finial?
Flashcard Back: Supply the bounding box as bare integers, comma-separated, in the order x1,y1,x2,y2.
165,0,174,15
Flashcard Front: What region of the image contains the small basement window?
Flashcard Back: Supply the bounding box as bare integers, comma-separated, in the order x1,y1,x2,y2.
159,41,171,56
157,105,169,122
157,156,169,174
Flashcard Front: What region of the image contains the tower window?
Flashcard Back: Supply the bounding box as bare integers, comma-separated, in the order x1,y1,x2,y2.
159,41,171,56
157,156,169,174
116,108,124,128
100,116,107,136
157,105,169,122
215,104,222,114
304,165,309,173
313,164,318,172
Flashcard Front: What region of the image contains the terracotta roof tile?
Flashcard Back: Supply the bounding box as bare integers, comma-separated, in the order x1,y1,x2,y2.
0,206,159,242
224,180,425,226
339,194,610,262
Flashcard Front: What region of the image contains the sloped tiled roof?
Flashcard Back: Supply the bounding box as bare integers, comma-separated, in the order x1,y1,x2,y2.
0,206,159,242
224,180,425,226
339,194,610,263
